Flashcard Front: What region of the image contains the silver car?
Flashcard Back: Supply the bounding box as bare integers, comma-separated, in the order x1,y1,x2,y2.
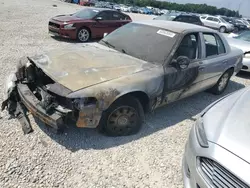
182,87,250,188
226,30,250,72
200,15,234,33
2,21,243,136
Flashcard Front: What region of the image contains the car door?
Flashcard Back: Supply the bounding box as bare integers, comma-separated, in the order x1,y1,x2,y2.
198,32,228,89
91,11,113,38
204,16,215,28
161,32,205,104
212,17,221,29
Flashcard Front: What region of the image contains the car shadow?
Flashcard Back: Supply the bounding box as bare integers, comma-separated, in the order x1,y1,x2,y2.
35,80,245,152
236,71,250,79
50,36,100,44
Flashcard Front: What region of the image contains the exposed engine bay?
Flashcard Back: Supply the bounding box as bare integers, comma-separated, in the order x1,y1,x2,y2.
2,57,99,134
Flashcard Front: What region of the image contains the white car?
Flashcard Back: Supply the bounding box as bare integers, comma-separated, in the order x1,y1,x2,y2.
226,30,250,72
200,15,234,33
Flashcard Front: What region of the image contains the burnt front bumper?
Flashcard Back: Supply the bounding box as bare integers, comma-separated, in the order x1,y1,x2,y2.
17,83,65,130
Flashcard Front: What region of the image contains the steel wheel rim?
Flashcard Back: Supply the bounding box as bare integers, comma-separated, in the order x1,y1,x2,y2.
107,106,138,135
218,73,229,91
78,29,89,42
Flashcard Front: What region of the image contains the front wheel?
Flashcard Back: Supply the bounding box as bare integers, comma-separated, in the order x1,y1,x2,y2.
98,95,144,136
208,70,232,95
77,28,90,42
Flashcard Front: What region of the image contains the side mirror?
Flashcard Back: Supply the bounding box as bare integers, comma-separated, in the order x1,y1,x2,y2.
95,17,103,21
172,56,191,69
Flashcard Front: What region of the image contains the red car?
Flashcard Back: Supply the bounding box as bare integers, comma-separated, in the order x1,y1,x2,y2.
48,8,132,42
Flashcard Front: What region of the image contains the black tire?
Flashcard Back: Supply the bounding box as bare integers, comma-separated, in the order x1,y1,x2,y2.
98,95,144,136
77,27,91,42
219,26,226,33
234,27,239,33
208,70,232,95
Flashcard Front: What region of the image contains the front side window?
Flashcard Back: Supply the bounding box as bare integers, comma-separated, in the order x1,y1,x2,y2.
174,33,200,60
99,23,179,64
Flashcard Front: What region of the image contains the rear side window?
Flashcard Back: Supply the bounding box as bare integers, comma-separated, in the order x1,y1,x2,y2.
175,16,189,22
200,16,206,19
97,11,111,20
203,33,226,57
213,18,219,22
206,17,214,21
215,35,226,54
189,17,200,23
111,12,130,20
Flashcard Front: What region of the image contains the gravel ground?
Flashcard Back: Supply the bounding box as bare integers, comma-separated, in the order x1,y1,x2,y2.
0,0,250,187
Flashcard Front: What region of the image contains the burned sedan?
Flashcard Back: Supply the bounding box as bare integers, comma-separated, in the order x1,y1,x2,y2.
2,21,243,136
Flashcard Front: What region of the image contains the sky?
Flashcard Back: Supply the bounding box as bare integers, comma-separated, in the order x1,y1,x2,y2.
168,0,250,17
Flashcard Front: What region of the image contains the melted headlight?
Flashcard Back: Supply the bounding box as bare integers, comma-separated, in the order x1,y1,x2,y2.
73,98,97,110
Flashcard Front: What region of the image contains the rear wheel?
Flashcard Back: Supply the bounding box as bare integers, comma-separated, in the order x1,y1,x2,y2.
98,95,144,136
219,26,226,33
208,70,232,95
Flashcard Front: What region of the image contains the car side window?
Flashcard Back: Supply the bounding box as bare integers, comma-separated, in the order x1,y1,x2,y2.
215,34,226,54
175,16,189,23
206,17,214,21
189,17,199,23
213,18,219,22
200,16,206,19
203,33,225,57
111,12,126,20
174,33,200,60
96,11,111,20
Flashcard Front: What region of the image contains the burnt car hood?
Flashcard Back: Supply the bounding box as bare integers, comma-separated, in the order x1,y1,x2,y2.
52,15,80,22
29,43,153,91
203,87,250,163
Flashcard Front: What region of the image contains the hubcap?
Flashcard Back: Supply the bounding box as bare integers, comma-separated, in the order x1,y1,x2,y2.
107,106,138,135
78,29,89,42
218,73,229,91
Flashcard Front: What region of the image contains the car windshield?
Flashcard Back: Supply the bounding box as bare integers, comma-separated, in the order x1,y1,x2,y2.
234,31,250,42
72,9,99,19
99,23,179,64
154,14,176,21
